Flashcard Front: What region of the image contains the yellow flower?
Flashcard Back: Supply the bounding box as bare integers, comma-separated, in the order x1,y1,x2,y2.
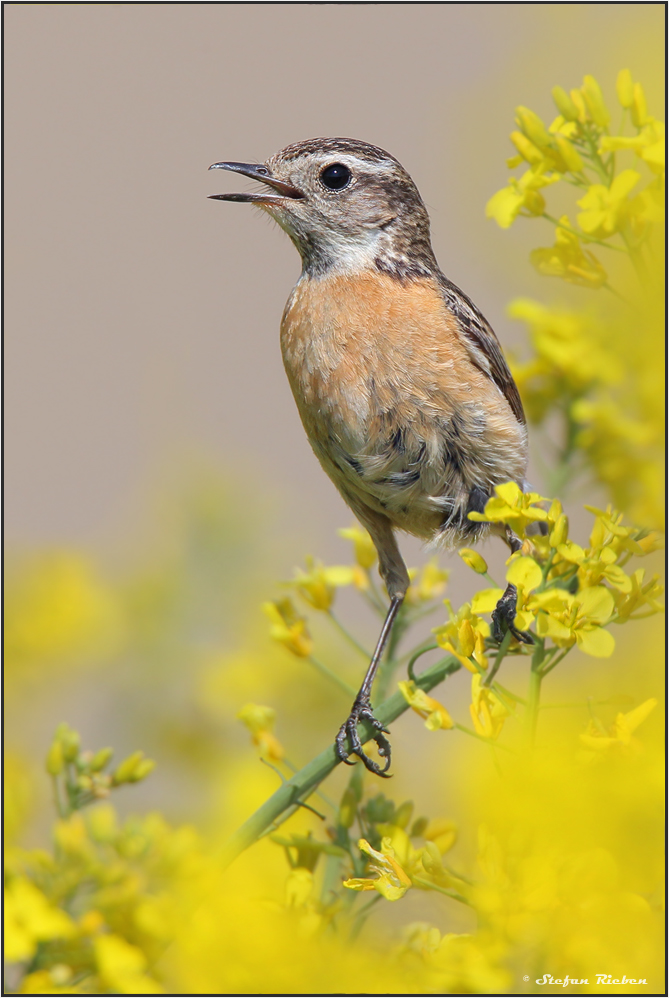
262,598,312,658
405,559,450,604
4,877,76,963
423,818,458,855
94,933,163,994
486,167,558,229
5,552,123,674
580,698,658,753
468,481,547,538
288,557,337,610
599,118,665,177
434,601,490,673
237,703,284,761
343,837,413,901
530,217,607,288
529,586,615,657
398,680,454,731
470,675,511,740
613,569,664,622
508,298,621,399
577,170,641,237
338,525,377,570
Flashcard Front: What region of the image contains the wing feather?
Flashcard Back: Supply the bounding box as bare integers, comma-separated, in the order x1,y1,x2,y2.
436,273,526,425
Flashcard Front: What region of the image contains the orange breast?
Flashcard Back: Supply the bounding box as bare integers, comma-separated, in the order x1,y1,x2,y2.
279,269,527,543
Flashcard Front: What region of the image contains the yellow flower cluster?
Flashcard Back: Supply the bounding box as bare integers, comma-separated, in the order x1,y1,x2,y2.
487,71,664,286
460,484,663,660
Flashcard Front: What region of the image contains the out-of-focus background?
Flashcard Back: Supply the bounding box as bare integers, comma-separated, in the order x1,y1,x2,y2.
5,6,665,994
6,3,663,553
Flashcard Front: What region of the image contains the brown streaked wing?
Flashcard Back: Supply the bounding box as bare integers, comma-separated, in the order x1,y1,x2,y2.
436,273,526,425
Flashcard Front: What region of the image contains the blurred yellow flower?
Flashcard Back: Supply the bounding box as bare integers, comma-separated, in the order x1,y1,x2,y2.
338,525,377,570
580,698,658,753
262,598,312,657
469,675,511,740
405,559,449,604
577,169,641,237
398,680,453,731
530,217,607,287
237,703,285,761
344,836,413,901
94,934,163,994
5,552,123,676
5,878,76,963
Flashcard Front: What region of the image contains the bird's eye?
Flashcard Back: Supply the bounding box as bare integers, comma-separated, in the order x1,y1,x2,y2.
320,163,351,191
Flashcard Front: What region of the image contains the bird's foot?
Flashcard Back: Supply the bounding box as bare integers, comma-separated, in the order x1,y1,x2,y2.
335,696,392,778
492,583,534,645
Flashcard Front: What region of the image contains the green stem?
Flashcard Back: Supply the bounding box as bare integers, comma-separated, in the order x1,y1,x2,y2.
348,893,383,940
220,656,461,867
407,643,439,681
525,671,542,748
412,876,471,906
327,610,371,660
308,655,357,698
453,723,514,753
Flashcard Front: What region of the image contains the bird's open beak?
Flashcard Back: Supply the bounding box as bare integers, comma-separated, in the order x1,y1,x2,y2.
208,162,304,203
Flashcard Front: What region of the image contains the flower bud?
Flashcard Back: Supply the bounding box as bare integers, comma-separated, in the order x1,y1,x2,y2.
127,759,155,782
582,75,610,127
112,750,144,784
46,740,64,776
616,69,634,109
394,800,414,830
552,86,579,121
410,816,429,838
459,548,488,574
510,131,544,166
90,747,113,772
549,514,569,548
421,840,444,876
569,89,588,123
61,729,80,764
554,135,583,173
631,82,648,127
515,106,552,148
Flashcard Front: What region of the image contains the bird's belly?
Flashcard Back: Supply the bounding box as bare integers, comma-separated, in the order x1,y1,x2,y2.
280,271,528,543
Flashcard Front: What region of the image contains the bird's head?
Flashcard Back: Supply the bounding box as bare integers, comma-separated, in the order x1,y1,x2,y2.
209,137,436,279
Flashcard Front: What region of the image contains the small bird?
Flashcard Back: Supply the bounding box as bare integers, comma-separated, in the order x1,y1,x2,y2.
209,138,532,777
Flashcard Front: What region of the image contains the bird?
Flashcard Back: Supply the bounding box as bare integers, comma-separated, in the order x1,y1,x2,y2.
209,137,532,777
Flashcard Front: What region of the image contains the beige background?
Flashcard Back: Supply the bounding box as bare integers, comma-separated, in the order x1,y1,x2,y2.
6,3,664,562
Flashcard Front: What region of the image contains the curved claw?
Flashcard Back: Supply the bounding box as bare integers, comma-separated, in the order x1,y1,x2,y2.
335,701,392,777
492,582,534,645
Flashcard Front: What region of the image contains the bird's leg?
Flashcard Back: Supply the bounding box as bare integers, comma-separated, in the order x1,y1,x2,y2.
491,524,534,645
335,594,404,777
335,511,408,776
